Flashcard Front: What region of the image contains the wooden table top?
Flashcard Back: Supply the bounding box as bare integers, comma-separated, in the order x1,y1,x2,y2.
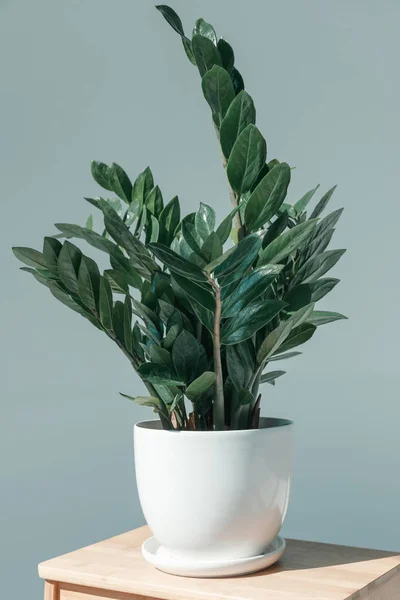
38,525,400,600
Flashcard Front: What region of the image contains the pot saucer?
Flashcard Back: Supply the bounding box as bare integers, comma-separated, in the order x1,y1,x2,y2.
142,536,286,578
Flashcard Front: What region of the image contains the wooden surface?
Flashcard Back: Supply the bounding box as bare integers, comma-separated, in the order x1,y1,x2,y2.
39,525,400,600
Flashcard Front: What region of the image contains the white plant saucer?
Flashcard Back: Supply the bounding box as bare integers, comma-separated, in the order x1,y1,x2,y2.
142,536,286,578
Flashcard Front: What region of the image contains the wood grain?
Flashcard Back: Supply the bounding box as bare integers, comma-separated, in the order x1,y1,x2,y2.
38,526,400,600
59,582,155,600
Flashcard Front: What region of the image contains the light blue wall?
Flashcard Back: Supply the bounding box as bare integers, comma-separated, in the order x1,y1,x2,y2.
1,0,399,597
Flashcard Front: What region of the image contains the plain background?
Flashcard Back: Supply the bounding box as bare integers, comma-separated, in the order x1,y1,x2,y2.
1,0,400,597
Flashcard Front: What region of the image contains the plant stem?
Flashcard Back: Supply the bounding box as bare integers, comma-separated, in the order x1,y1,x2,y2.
213,125,245,241
208,275,225,430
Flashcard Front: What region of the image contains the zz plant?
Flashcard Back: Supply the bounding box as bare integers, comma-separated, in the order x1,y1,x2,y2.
13,5,346,431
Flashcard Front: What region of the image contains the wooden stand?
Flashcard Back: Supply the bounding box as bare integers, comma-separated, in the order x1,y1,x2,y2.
39,525,400,600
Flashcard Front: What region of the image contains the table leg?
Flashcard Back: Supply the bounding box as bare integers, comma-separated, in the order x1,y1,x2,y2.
44,581,58,600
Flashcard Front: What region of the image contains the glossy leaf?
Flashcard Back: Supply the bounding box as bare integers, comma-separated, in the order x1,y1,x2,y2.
262,212,289,248
187,296,214,332
54,223,124,260
201,232,222,263
109,163,132,204
155,5,185,36
273,323,316,354
145,186,164,217
222,265,282,317
258,220,317,265
220,91,256,158
104,269,128,294
149,243,207,282
202,65,235,126
215,208,238,245
149,345,173,367
57,241,82,294
311,208,344,242
269,351,302,362
310,185,337,219
226,344,252,391
260,370,286,385
185,371,216,401
245,163,291,231
138,362,184,387
215,233,261,278
217,38,234,72
120,393,168,416
195,202,216,241
238,389,253,405
91,161,114,191
294,249,346,284
310,277,339,302
294,185,320,216
48,281,101,329
283,284,312,311
182,220,205,260
78,255,100,311
158,196,180,246
307,310,347,326
191,33,222,77
99,275,113,330
231,67,244,94
172,330,201,383
221,299,286,345
12,247,47,269
227,124,266,195
43,237,62,273
193,18,217,44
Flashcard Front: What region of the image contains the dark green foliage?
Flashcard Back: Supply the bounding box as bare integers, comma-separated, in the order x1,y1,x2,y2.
12,4,347,431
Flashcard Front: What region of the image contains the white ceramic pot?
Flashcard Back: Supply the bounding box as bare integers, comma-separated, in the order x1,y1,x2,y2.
134,417,292,562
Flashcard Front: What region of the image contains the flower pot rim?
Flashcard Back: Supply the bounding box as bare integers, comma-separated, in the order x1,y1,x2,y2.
134,416,293,435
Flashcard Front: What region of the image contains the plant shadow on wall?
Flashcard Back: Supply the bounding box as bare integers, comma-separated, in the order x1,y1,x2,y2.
12,5,347,432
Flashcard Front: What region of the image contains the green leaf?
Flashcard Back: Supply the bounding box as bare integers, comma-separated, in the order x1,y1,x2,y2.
195,202,216,241
109,254,142,290
149,345,173,367
310,185,337,219
186,296,214,332
104,269,129,294
148,214,159,243
231,67,244,94
220,91,256,158
123,294,132,349
191,33,222,77
201,232,222,263
227,124,267,195
156,4,185,36
245,163,291,231
42,237,62,273
138,362,184,386
185,371,216,401
294,249,346,284
262,212,289,248
273,323,316,354
172,274,214,312
260,370,286,385
283,284,312,311
201,65,235,126
238,389,254,405
193,18,217,44
120,393,167,414
47,281,101,329
109,163,132,204
85,214,93,230
215,233,261,279
12,247,47,269
78,255,100,311
91,161,114,191
215,208,238,245
258,220,317,265
217,38,234,72
54,223,124,261
99,275,113,330
256,320,292,364
307,310,347,326
310,277,339,302
181,220,205,260
226,344,252,391
172,330,201,383
269,351,302,362
299,229,334,267
222,265,282,318
311,208,344,242
221,299,286,345
158,196,180,246
149,243,207,282
294,185,320,216
57,241,82,294
145,186,164,217
112,300,125,344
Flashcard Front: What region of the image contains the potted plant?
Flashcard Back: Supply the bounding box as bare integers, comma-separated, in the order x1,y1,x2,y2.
12,5,346,577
